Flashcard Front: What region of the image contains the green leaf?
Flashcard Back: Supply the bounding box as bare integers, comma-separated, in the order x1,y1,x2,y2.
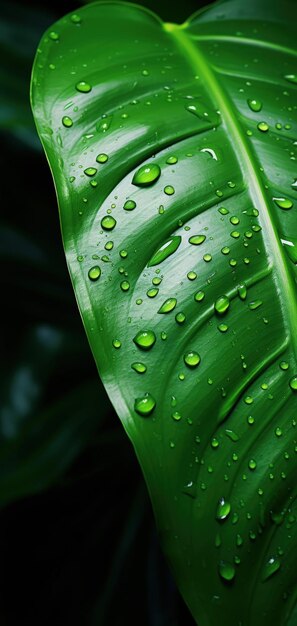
31,1,297,624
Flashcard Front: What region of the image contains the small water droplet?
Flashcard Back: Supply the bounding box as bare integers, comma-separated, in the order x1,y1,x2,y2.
134,392,156,416
289,376,297,391
175,312,186,324
280,361,289,370
133,330,156,350
88,266,101,281
273,197,293,210
194,291,205,302
84,167,97,177
131,362,147,374
225,429,239,442
49,31,59,41
218,323,228,333
284,74,297,84
158,298,177,313
249,300,263,310
247,98,262,112
203,253,212,262
219,561,236,582
216,497,231,521
215,295,230,315
101,216,116,230
184,351,201,368
257,121,269,132
219,207,229,215
62,116,73,127
148,236,181,267
248,459,257,470
187,271,197,280
70,13,81,23
164,185,175,195
120,280,130,292
172,411,182,421
76,81,92,93
189,234,206,245
132,163,161,187
112,339,121,349
237,283,247,300
96,153,108,163
166,155,178,164
147,288,159,298
123,199,136,211
262,557,281,581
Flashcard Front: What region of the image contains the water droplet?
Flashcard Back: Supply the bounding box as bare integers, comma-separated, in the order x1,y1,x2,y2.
237,283,247,300
189,234,206,245
216,498,231,521
289,376,297,391
62,116,73,127
221,246,230,255
280,361,289,371
249,300,263,310
219,207,229,215
133,330,156,350
175,312,186,324
248,459,257,470
101,216,116,230
273,197,293,210
123,199,136,211
88,266,101,281
230,230,240,239
211,437,219,449
184,351,201,368
225,429,239,442
49,31,59,41
172,411,182,421
236,533,243,546
275,427,282,437
112,339,121,349
203,253,212,262
230,216,239,225
132,163,161,187
131,362,147,374
194,291,205,302
147,288,159,298
257,121,269,132
134,392,156,416
158,298,177,313
166,155,178,164
84,167,97,177
70,13,81,23
218,323,228,333
245,396,253,405
262,557,281,581
187,271,197,280
96,153,108,163
215,295,230,315
76,81,92,93
247,98,262,112
219,561,236,582
164,185,175,195
120,280,130,292
284,74,297,84
148,236,181,267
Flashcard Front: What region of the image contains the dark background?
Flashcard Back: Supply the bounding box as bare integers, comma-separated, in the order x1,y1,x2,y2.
0,0,207,624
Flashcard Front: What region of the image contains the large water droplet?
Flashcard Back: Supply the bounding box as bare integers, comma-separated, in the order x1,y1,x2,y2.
184,351,201,368
76,81,92,93
133,330,156,350
148,236,181,267
189,235,206,245
219,561,236,582
262,557,281,581
247,98,262,112
96,153,108,163
62,116,73,127
84,167,97,177
158,298,177,314
101,216,116,230
215,295,230,315
88,266,101,281
134,393,156,416
273,197,293,210
132,163,161,187
257,121,269,132
164,185,175,195
216,498,231,521
289,376,297,391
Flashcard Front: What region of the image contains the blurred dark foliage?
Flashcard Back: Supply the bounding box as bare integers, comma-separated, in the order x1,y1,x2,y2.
0,0,207,623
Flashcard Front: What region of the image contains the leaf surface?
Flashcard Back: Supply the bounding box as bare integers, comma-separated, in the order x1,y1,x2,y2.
31,1,297,624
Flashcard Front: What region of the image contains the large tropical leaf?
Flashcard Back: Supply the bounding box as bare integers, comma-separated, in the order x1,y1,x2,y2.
31,1,297,624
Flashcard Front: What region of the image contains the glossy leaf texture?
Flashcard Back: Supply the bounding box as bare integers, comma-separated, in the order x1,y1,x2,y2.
31,1,297,624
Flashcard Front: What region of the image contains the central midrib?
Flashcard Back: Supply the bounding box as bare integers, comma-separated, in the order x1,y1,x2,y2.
164,21,297,362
